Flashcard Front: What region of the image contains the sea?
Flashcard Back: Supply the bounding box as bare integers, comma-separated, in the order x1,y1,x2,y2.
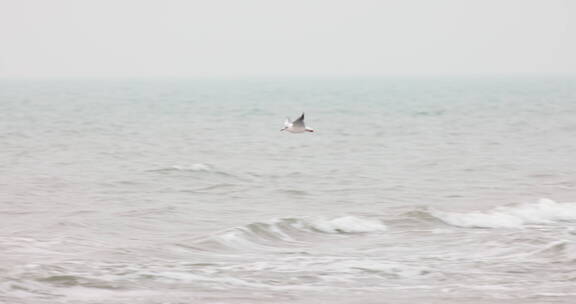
1,76,576,303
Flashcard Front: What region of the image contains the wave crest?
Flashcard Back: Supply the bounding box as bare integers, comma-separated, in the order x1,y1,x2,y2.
189,216,387,252
147,163,241,181
430,199,576,228
149,163,214,173
299,216,388,233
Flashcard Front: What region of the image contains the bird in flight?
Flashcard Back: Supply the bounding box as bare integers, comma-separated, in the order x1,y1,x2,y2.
281,113,314,133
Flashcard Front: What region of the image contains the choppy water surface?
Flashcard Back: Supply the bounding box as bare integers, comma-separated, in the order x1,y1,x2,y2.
1,77,576,303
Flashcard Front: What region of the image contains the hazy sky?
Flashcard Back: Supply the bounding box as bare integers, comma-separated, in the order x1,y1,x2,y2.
0,0,574,78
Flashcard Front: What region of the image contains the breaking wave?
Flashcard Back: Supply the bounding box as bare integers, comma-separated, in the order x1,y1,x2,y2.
188,215,387,252
303,215,388,233
186,199,576,253
429,199,576,228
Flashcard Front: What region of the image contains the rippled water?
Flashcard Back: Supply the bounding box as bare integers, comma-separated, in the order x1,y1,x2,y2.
1,77,576,303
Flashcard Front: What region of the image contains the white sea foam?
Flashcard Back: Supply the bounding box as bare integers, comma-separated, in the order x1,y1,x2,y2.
431,199,576,228
216,257,431,282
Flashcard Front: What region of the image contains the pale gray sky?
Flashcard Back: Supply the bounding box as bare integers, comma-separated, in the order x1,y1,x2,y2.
0,0,574,78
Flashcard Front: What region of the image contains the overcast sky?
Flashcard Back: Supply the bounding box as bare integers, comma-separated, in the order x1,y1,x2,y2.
0,0,574,78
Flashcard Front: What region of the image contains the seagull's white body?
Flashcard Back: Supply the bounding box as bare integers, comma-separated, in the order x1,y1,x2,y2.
281,113,314,133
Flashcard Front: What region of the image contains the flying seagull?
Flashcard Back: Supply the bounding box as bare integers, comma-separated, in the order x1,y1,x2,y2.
281,113,314,133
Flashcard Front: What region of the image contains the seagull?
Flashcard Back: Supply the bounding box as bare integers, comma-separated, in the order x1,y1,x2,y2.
281,113,314,133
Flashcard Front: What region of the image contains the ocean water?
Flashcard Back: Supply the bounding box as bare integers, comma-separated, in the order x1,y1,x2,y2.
1,76,576,303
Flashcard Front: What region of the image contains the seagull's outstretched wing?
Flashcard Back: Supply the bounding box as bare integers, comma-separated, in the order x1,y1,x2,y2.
292,113,305,128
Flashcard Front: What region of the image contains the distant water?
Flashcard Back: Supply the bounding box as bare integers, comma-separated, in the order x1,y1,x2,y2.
1,77,576,303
